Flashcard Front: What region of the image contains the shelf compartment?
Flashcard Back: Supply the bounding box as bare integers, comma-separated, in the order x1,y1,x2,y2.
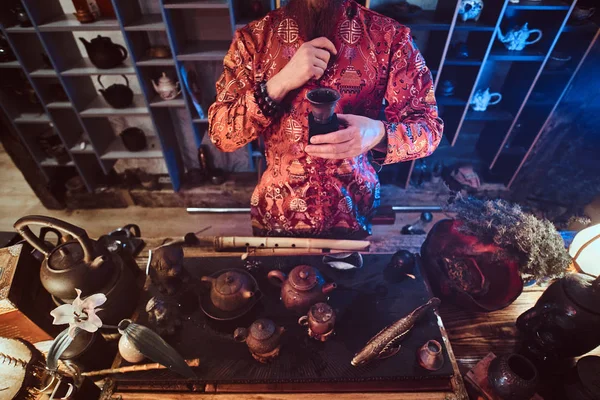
454,21,495,32
0,61,21,69
70,140,95,154
14,113,51,124
563,21,599,33
40,158,75,166
61,59,135,76
506,0,570,10
488,49,545,62
444,58,482,66
124,15,166,31
402,12,451,31
80,95,149,117
101,136,163,159
38,15,121,32
542,66,574,76
136,56,176,67
437,96,468,106
193,118,209,123
176,41,230,61
465,109,514,121
163,0,229,9
5,25,35,33
150,96,186,108
46,101,72,109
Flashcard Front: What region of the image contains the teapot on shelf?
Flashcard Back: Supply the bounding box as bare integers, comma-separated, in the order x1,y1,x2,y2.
497,23,542,51
458,0,483,22
152,72,181,101
98,75,133,109
471,88,502,112
79,35,128,69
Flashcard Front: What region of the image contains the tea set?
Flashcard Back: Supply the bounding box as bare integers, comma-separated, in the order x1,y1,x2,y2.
471,88,502,112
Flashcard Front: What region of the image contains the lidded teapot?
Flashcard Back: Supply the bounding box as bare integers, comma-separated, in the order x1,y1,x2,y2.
79,35,128,69
201,269,256,311
98,75,133,109
234,318,285,363
497,23,542,51
268,265,336,314
152,72,181,100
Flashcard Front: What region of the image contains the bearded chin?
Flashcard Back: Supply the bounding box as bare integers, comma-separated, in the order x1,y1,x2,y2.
286,0,342,41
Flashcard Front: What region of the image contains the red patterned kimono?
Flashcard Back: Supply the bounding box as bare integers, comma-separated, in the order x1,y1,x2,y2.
208,0,443,238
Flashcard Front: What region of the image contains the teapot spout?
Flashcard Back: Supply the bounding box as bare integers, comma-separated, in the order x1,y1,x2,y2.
151,79,160,93
78,37,91,48
200,276,215,285
242,289,255,299
322,282,337,295
496,28,506,42
277,326,286,335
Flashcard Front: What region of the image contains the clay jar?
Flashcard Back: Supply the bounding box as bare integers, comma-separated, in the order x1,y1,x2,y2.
298,302,336,342
234,319,285,363
488,354,539,400
417,340,444,371
201,269,256,312
268,265,336,314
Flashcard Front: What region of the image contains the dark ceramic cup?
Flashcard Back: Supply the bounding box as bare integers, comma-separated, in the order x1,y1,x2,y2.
488,354,539,400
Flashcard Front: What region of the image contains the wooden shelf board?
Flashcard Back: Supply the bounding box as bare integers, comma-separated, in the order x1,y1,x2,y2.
40,158,74,166
14,112,51,124
124,14,166,31
507,0,570,10
101,136,163,159
193,118,209,123
403,12,451,30
163,0,229,9
38,15,120,32
0,60,21,69
61,59,135,76
177,41,230,61
444,58,482,66
437,96,468,106
136,56,176,67
454,21,495,31
465,109,514,121
149,96,186,108
80,95,149,117
46,101,72,109
488,49,545,62
5,25,35,33
30,68,58,77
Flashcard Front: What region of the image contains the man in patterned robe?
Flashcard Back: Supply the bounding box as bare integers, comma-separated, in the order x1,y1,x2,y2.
208,0,443,238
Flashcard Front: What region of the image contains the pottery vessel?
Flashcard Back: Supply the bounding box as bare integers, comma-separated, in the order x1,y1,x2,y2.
71,0,101,23
0,34,16,63
118,335,145,363
120,127,146,152
146,46,171,59
488,354,539,400
201,269,256,312
497,23,542,51
458,0,483,22
417,340,444,371
11,4,32,27
79,35,128,69
571,6,595,22
563,356,600,400
152,72,181,100
98,75,133,109
234,319,285,363
471,88,502,111
298,302,336,341
268,265,337,314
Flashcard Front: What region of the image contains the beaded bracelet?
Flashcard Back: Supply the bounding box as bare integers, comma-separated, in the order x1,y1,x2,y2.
253,79,281,117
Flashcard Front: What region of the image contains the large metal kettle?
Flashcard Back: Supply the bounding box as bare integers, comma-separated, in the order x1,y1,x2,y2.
14,215,117,302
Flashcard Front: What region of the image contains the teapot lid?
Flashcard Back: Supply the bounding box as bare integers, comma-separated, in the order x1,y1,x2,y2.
48,241,89,271
309,302,334,323
215,270,251,295
91,35,110,42
563,273,600,314
158,72,171,83
249,318,276,340
289,265,322,291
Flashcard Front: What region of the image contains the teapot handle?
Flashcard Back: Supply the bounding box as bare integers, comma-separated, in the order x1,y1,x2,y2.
525,30,543,45
267,270,287,287
117,44,128,62
14,215,95,262
119,74,130,88
97,75,106,89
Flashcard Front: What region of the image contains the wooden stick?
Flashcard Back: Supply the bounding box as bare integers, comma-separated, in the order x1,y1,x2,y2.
214,236,370,251
81,359,200,377
247,248,350,256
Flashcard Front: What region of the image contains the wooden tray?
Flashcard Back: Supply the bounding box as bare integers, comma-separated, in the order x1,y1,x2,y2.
112,254,455,393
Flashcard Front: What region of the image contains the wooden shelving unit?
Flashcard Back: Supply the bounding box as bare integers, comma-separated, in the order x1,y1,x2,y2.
0,0,597,198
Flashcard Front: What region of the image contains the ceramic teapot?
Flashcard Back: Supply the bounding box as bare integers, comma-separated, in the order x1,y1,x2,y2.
458,0,483,22
11,4,32,27
201,269,256,311
497,23,542,51
517,273,600,361
471,88,502,111
79,35,128,69
98,75,133,109
152,72,181,100
268,265,336,314
234,319,285,363
298,302,336,342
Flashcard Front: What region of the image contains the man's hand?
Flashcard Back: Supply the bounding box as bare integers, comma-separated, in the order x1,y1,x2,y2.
304,114,386,160
266,37,337,102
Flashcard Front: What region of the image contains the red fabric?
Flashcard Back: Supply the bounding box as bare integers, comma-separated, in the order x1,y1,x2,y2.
208,0,443,237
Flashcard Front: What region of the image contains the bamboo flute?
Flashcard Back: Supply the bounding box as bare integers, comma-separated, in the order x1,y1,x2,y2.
81,359,200,377
214,236,370,251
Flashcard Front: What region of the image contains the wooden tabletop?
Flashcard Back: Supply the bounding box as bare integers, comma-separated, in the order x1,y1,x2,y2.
103,235,599,400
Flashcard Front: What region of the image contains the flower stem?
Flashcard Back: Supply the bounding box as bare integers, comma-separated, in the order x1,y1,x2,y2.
100,324,119,330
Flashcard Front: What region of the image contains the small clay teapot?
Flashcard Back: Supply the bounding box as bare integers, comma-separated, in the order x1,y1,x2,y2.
146,46,171,59
98,75,133,109
152,72,181,100
298,302,336,342
201,269,256,311
79,35,128,69
234,318,285,363
268,265,336,314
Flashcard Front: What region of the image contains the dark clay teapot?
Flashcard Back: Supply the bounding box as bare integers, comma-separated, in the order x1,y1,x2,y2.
201,269,256,311
14,215,117,302
0,34,16,63
234,318,285,363
268,265,336,314
79,35,127,69
517,273,600,361
98,75,133,109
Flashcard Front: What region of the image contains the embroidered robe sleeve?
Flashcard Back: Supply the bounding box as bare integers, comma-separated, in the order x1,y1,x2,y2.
374,26,443,165
208,29,275,152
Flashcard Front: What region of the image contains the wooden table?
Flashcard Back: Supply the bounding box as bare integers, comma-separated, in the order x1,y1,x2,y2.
101,235,599,400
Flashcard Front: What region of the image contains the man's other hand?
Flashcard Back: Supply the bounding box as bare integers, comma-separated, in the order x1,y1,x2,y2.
304,114,386,160
266,37,337,102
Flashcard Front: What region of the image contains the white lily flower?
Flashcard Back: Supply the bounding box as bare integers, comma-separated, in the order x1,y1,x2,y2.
50,288,107,338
